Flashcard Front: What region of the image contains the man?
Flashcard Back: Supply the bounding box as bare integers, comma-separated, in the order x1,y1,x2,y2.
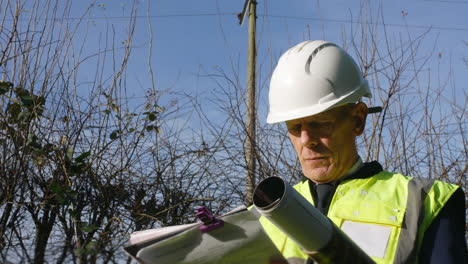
259,40,466,264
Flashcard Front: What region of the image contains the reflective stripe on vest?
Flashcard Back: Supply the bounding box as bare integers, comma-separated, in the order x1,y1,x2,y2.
286,257,307,264
394,177,433,263
395,178,459,263
258,172,459,264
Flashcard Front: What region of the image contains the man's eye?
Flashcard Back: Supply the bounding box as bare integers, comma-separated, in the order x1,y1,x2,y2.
319,122,333,129
305,121,334,134
306,121,322,128
288,125,301,133
316,122,334,134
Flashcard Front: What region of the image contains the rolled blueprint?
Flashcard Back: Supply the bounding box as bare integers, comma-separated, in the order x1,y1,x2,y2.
253,177,375,264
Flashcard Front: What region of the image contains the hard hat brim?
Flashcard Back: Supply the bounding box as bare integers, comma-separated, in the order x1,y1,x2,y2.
266,82,369,124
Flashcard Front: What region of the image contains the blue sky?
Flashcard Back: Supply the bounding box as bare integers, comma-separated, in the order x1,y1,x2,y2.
70,0,466,105
16,0,467,124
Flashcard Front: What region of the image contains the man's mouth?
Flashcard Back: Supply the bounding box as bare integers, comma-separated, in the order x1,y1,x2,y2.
304,156,327,160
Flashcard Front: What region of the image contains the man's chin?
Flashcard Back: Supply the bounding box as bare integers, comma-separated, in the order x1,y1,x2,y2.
303,168,333,183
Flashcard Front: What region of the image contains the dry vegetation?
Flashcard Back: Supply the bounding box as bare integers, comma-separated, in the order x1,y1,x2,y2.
0,0,465,263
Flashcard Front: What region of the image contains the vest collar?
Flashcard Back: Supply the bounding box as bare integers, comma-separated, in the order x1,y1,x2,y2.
307,160,384,215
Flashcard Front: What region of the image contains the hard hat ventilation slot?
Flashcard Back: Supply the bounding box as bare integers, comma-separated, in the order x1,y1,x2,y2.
305,43,338,74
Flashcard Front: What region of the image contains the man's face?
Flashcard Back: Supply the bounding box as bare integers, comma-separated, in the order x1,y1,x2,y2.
286,103,368,183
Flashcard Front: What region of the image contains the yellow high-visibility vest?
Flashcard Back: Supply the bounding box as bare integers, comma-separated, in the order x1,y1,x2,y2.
259,171,459,264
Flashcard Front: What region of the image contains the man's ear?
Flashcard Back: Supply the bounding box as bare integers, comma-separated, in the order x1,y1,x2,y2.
352,102,368,136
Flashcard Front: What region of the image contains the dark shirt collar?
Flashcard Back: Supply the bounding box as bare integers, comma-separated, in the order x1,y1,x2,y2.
308,160,384,215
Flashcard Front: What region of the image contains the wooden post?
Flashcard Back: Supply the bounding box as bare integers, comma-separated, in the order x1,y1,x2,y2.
245,0,257,205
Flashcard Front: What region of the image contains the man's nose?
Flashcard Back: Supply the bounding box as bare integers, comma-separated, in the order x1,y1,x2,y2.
300,127,318,147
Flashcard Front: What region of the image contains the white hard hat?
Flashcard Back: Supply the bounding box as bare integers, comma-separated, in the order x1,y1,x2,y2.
267,40,372,124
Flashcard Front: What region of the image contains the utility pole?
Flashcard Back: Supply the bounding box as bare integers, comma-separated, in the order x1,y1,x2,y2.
239,0,257,205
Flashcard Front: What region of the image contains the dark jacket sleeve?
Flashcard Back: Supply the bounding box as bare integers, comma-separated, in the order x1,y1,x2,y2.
419,187,467,263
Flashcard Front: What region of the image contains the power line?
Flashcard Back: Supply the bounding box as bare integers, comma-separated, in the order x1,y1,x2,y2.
77,13,468,32
261,14,468,32
423,0,468,4
22,13,238,21
5,12,468,32
1,13,238,24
